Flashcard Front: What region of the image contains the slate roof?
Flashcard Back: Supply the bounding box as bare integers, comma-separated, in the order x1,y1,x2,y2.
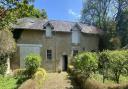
13,17,103,35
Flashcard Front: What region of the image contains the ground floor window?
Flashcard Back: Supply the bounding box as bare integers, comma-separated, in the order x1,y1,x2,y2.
47,50,52,60
73,50,78,57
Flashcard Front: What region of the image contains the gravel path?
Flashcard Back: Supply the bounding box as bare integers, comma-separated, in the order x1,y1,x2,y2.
42,72,81,89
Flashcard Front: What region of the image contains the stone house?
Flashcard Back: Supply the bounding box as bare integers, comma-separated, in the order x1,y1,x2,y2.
11,17,103,72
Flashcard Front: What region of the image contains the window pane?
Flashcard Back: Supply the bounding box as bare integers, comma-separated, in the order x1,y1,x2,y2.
47,50,52,60
72,30,80,44
73,50,78,56
46,27,52,37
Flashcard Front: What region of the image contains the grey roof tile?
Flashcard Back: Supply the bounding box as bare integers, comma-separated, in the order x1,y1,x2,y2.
13,17,103,35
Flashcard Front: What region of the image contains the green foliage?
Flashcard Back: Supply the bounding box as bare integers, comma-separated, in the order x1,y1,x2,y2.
15,1,47,19
109,50,128,83
81,0,128,49
74,52,98,79
0,30,16,75
0,55,7,75
0,0,47,30
73,50,128,83
0,75,18,89
13,69,26,78
99,50,128,83
117,9,128,47
99,50,110,82
33,68,47,89
0,29,16,55
24,54,41,78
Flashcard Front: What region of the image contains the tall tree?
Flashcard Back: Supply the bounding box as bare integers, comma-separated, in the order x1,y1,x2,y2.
115,0,128,46
0,0,47,30
0,0,47,74
81,0,112,30
81,0,128,49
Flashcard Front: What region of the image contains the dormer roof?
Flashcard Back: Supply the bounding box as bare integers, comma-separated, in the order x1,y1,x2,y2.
43,21,54,29
71,23,82,31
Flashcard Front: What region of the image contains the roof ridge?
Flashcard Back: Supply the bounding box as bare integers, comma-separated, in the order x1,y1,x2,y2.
48,19,78,23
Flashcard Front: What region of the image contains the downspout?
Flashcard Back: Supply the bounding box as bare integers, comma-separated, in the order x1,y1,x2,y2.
55,29,57,72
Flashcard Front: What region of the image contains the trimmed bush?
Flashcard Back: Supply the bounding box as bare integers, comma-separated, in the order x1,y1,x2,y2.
109,50,128,83
99,50,128,83
13,69,26,77
70,50,128,89
33,68,47,89
19,68,47,89
69,65,128,89
72,50,128,85
74,52,98,79
24,54,41,78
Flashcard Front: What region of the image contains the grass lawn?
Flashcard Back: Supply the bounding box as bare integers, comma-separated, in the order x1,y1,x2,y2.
91,73,128,84
0,75,18,89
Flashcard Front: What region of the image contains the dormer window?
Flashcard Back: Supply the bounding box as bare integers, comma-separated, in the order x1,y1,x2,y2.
46,26,52,37
71,23,81,45
43,22,54,38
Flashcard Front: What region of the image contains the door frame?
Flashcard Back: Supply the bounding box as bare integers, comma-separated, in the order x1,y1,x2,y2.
17,44,42,68
62,55,68,71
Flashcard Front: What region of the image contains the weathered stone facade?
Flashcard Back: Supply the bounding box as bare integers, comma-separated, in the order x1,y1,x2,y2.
11,18,102,72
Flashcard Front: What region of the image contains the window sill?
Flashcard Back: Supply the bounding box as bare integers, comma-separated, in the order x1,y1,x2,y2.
45,36,52,39
72,43,80,46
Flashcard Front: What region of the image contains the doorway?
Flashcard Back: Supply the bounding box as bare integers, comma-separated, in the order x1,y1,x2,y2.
62,55,68,71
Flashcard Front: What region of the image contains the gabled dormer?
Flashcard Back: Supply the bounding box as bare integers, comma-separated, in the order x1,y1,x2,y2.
43,21,54,38
71,23,81,45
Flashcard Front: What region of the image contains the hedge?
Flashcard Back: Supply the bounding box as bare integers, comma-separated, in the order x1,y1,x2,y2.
73,50,128,84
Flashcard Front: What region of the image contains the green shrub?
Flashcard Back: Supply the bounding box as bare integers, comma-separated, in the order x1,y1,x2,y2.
99,50,128,83
109,50,128,83
18,68,47,89
33,68,47,89
99,50,111,83
74,52,98,79
0,55,7,75
13,69,26,77
24,54,42,78
0,75,18,89
13,69,27,86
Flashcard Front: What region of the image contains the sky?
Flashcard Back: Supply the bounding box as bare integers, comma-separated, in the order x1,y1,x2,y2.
34,0,83,21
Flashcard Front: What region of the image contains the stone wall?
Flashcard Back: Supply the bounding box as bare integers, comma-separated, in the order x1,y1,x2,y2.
12,30,99,72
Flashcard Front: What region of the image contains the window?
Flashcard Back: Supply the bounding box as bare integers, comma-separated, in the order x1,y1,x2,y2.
47,50,52,60
73,50,78,56
46,26,52,37
72,30,80,44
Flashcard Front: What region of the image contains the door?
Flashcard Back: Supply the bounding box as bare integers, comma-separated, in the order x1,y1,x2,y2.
62,55,68,71
19,44,42,68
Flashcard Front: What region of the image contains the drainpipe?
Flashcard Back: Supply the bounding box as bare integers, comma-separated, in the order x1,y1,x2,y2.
55,29,57,72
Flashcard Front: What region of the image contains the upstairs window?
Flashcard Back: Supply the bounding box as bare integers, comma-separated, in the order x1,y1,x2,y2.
47,50,52,60
72,30,80,44
46,26,52,37
44,22,54,38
